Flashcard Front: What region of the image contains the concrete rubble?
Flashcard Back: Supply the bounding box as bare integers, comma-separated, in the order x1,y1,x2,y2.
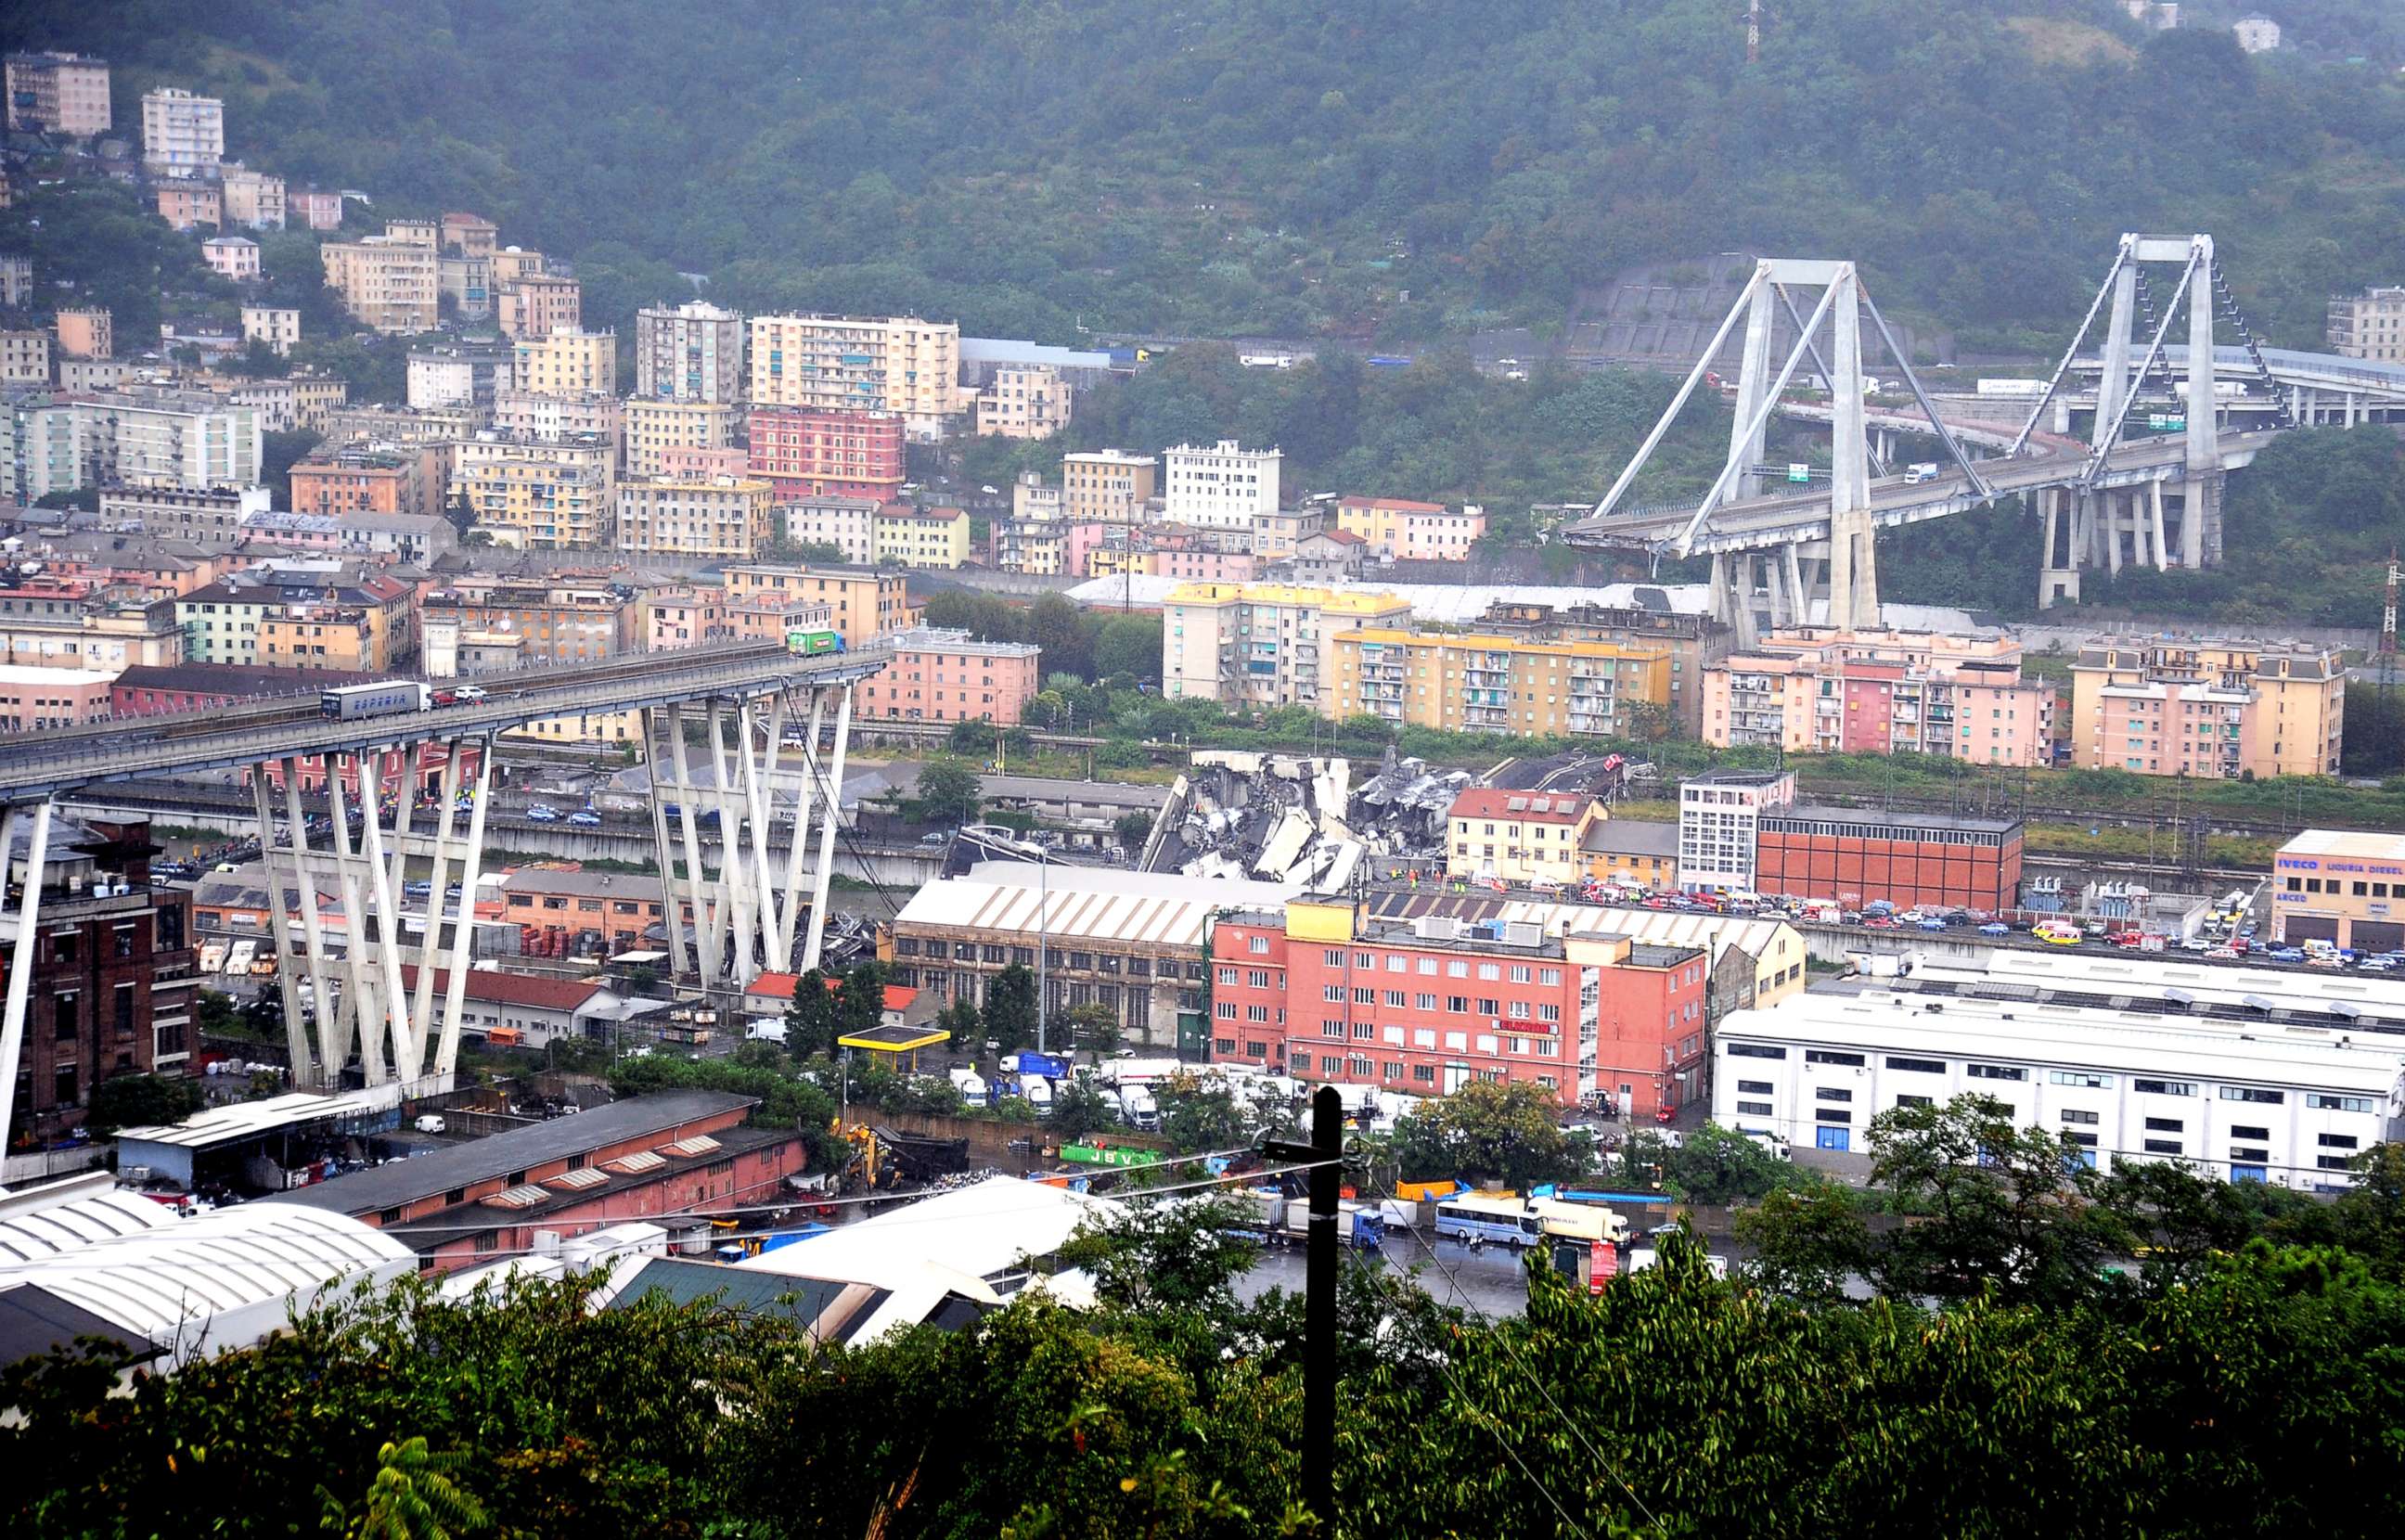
1138,748,1470,891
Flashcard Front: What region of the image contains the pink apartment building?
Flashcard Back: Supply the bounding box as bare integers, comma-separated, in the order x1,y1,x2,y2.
857,626,1042,725
647,584,729,650
0,665,116,732
1703,627,2053,765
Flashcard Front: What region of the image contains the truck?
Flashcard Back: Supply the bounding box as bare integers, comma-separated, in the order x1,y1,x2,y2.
1001,1050,1072,1082
946,1067,990,1104
785,629,845,656
1018,1076,1055,1114
1281,1197,1385,1249
321,681,428,721
1117,1084,1160,1132
1902,462,1941,484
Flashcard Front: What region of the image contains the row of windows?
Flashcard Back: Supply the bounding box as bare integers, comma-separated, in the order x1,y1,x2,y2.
1726,1043,2359,1108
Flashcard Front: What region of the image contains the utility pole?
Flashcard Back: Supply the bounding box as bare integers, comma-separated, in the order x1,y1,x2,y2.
1744,0,1763,64
1265,1085,1343,1526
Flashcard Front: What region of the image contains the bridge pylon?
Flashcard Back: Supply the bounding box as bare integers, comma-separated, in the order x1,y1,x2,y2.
2015,233,2276,606
1588,257,1991,645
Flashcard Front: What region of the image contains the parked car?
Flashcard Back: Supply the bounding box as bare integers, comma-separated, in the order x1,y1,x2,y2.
1978,922,2010,936
567,810,603,827
525,805,560,823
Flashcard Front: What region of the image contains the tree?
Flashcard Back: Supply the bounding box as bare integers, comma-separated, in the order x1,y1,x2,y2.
1092,614,1163,683
1391,1081,1588,1189
1048,1080,1120,1139
833,958,888,1045
982,962,1040,1059
1113,810,1154,852
84,1072,204,1136
1158,1084,1252,1154
1733,1186,1873,1304
934,997,983,1051
322,1436,489,1540
781,969,842,1059
1864,1094,2133,1309
1059,1001,1122,1064
1658,1122,1800,1206
1055,1192,1263,1313
911,755,983,825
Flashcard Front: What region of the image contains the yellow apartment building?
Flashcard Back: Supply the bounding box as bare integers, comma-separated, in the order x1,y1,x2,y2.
1162,583,1413,708
2069,636,2345,779
614,475,775,560
872,504,970,569
511,327,617,396
1328,627,1673,738
747,313,962,436
1062,449,1157,523
320,237,439,333
720,566,919,647
623,399,738,478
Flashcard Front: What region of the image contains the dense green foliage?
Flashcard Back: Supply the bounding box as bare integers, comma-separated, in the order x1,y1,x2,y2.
82,1072,203,1137
15,1,2405,352
12,1133,2405,1535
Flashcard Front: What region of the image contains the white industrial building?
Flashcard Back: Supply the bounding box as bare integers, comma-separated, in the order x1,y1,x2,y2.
1897,947,2405,1033
1712,987,2405,1187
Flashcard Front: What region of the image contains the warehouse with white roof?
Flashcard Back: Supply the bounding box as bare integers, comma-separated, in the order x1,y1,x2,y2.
1713,986,2405,1187
0,1175,413,1369
889,863,1299,1046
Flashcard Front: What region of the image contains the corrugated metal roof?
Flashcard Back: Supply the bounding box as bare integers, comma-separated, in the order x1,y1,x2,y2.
545,1168,608,1191
660,1136,721,1158
486,1184,551,1209
112,1090,384,1150
0,1195,412,1350
607,1150,666,1174
894,865,1294,947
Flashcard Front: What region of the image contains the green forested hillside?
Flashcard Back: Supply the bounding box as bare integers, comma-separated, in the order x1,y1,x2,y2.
13,0,2405,351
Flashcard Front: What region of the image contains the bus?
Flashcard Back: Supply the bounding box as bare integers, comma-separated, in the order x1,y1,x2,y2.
1434,1195,1543,1246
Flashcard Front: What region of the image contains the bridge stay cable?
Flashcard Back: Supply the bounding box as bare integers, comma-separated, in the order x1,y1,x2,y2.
2082,247,2202,486
2008,243,2130,459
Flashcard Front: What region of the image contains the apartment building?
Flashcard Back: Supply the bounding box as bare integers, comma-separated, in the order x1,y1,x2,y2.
495,274,583,340
1062,449,1157,524
635,300,744,403
0,819,198,1148
1255,505,1329,563
176,571,412,669
0,330,49,387
55,307,110,360
624,398,737,478
2068,636,2345,778
856,625,1040,725
200,236,259,282
778,494,881,566
747,313,962,435
720,566,917,647
2325,287,2405,364
5,52,111,135
747,404,904,502
1328,627,1672,739
223,370,343,433
614,475,775,559
423,575,641,662
154,183,220,232
1702,626,2054,765
441,212,498,257
1010,470,1064,522
290,188,344,231
490,388,622,446
289,443,444,524
1162,440,1281,532
0,575,181,671
1211,898,1709,1114
1,254,30,309
140,87,223,177
438,252,493,318
1,394,84,504
972,365,1071,439
96,484,270,548
490,247,545,285
239,305,300,358
406,342,514,410
1088,524,1257,584
644,584,729,650
1334,495,1486,562
321,404,476,455
218,164,286,230
1446,789,1607,889
0,664,114,730
321,237,440,333
1677,770,1797,892
74,390,262,491
1161,583,1413,708
872,503,969,569
258,602,400,672
451,434,617,549
993,518,1068,576
511,327,617,397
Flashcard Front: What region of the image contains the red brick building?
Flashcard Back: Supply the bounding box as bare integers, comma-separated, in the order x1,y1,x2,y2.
747,404,905,503
264,1089,808,1273
1751,805,2024,913
1209,899,1709,1115
3,819,199,1148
